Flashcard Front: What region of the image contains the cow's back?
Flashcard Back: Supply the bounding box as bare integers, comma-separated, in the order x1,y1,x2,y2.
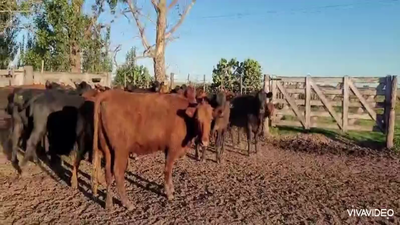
100,92,191,155
229,95,257,126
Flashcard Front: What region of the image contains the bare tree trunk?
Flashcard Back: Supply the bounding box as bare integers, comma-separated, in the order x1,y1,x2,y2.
153,0,167,82
70,42,81,73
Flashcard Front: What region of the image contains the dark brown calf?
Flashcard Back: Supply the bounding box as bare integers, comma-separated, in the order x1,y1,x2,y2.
91,90,214,210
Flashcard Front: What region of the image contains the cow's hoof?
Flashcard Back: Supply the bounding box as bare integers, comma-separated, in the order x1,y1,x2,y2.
105,203,113,211
167,194,174,201
125,203,135,211
71,179,78,189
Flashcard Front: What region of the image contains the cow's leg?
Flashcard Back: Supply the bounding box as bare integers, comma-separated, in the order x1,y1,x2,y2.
228,126,235,145
11,119,23,174
113,151,133,211
164,149,179,201
220,129,226,157
21,122,46,167
254,130,259,153
216,130,222,163
102,133,114,210
195,143,200,161
237,127,241,145
246,126,252,156
71,134,85,189
104,148,114,210
201,142,207,162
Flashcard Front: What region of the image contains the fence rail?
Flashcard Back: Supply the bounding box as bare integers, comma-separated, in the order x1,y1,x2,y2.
0,66,111,87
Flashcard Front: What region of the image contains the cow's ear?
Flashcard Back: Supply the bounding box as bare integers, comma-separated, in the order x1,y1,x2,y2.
185,107,197,118
266,92,273,99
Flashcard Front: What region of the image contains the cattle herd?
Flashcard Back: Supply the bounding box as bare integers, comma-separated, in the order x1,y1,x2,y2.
4,80,274,211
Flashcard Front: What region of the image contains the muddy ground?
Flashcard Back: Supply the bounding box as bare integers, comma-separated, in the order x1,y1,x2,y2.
0,130,400,224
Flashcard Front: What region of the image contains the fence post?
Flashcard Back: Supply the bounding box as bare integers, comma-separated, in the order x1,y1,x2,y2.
386,75,397,149
342,76,349,132
385,75,392,133
270,76,277,127
41,60,44,74
203,74,206,91
305,76,311,129
23,66,34,85
187,74,190,84
263,74,270,136
170,73,174,90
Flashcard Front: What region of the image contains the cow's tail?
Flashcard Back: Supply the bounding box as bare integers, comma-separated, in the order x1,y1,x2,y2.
91,91,109,196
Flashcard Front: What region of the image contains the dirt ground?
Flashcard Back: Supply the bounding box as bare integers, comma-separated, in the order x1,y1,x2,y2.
1,131,400,225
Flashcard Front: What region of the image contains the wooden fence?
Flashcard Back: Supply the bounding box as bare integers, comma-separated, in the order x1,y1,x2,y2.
0,66,111,87
263,75,398,149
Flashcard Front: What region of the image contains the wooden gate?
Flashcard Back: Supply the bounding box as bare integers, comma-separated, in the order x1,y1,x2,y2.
265,75,397,148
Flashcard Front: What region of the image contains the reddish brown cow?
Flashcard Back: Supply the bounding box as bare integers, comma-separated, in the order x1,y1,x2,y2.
91,90,214,210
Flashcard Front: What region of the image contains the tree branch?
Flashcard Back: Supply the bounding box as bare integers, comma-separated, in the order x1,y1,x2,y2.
165,0,196,39
167,0,179,11
126,0,153,55
151,0,159,12
112,45,122,68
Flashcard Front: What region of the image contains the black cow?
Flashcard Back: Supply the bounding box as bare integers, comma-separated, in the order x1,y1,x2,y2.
124,81,163,93
6,88,48,172
6,82,93,171
228,90,273,156
18,90,87,169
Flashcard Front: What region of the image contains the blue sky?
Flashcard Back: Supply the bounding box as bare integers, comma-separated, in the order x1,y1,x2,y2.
17,0,400,83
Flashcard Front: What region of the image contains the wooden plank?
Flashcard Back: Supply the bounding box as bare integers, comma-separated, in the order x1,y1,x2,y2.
386,75,397,149
285,88,385,96
348,78,384,132
276,76,386,83
309,78,343,129
275,99,384,108
343,76,349,132
276,109,378,120
276,120,380,132
276,81,306,127
305,76,311,129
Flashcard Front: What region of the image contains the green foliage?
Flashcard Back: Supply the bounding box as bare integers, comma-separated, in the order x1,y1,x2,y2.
212,58,263,93
113,47,152,87
20,0,113,73
0,0,19,69
0,19,18,69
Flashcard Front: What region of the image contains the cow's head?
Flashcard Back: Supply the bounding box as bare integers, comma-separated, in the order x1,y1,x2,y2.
256,90,273,116
185,101,214,147
150,80,161,92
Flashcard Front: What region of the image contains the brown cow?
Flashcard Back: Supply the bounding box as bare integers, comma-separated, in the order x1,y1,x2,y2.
91,90,214,210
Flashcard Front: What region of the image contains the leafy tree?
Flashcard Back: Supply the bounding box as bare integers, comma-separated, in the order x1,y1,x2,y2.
0,0,19,69
113,47,152,87
241,58,262,92
20,0,115,73
212,58,241,92
0,21,18,69
212,58,263,93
